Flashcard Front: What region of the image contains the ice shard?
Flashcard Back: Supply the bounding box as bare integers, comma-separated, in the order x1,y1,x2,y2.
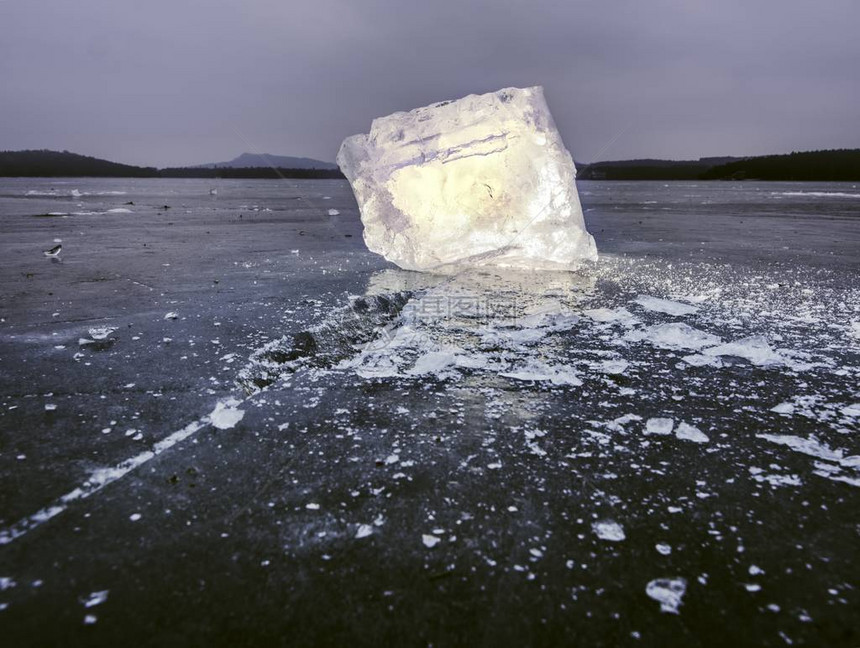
337,86,597,273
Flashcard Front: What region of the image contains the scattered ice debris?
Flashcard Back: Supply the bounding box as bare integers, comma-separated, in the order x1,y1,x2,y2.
422,534,441,548
656,543,672,556
757,434,843,463
164,312,178,320
634,295,698,316
129,513,142,522
0,577,15,591
702,336,784,367
770,402,794,416
625,323,721,351
208,397,245,430
645,418,674,436
646,578,687,614
749,565,764,576
355,524,373,539
592,520,625,542
1,418,207,546
675,422,709,444
82,590,109,608
749,467,802,488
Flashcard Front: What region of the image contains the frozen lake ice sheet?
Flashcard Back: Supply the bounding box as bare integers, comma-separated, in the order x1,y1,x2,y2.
0,177,858,646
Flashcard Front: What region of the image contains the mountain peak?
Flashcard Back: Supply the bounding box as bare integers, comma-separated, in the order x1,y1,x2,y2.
195,153,337,170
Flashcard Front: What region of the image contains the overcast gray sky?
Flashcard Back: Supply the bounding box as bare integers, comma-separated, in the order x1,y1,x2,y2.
1,0,857,167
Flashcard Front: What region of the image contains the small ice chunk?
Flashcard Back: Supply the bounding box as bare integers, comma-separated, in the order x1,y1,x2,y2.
840,403,859,418
305,503,320,510
598,359,629,375
501,360,581,386
407,350,456,376
327,209,340,216
422,534,441,548
208,397,245,430
625,323,721,350
82,590,109,608
645,418,674,435
675,422,709,443
757,434,843,463
634,295,698,316
164,312,179,320
656,543,672,555
592,520,625,541
337,86,597,272
584,307,638,326
703,336,784,366
129,513,142,521
88,326,117,340
355,524,374,539
646,578,687,614
681,353,723,368
770,402,794,415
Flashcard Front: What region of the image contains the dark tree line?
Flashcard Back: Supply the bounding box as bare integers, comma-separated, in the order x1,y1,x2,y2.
3,148,859,182
0,150,159,177
701,149,860,181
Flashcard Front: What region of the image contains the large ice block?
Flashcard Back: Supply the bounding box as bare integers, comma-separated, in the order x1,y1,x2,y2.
337,86,597,273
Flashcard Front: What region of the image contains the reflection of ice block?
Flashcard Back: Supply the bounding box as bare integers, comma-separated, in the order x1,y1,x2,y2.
337,86,597,273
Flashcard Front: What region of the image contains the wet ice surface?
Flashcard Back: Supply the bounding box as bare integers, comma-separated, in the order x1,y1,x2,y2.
0,178,858,646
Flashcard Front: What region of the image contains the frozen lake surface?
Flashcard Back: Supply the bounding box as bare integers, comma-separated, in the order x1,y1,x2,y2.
0,178,858,646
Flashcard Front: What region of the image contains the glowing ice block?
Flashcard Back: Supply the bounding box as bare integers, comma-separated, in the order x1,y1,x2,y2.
337,86,597,273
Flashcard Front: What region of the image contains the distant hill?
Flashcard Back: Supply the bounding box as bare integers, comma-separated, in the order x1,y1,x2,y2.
701,149,860,181
195,152,338,170
159,166,344,179
0,150,158,178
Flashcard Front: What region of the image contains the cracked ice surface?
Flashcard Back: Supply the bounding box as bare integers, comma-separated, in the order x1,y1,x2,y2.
337,86,597,273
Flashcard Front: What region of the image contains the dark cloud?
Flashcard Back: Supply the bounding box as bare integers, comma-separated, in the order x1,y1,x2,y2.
1,0,857,166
